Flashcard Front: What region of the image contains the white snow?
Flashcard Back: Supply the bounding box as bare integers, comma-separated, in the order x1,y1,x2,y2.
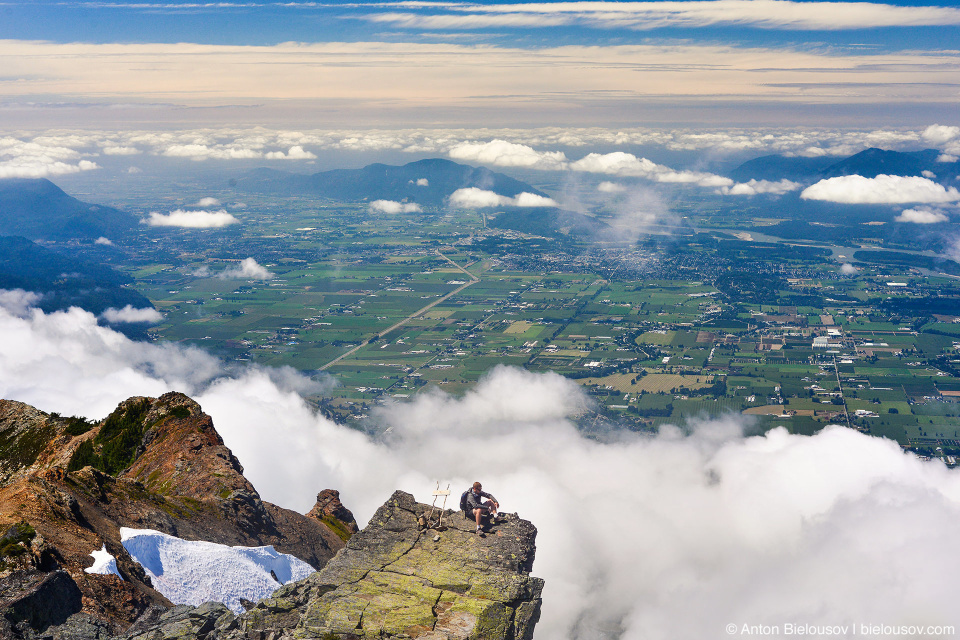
84,545,122,579
120,528,315,613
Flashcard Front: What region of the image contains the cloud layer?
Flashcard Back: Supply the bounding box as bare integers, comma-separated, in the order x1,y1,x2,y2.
2,296,960,638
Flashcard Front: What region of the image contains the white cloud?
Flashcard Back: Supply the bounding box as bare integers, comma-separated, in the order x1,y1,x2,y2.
162,144,262,161
0,157,98,179
840,263,858,275
448,187,558,209
0,289,43,317
570,152,733,188
801,175,960,205
146,209,240,228
218,258,273,280
448,139,568,170
2,299,960,639
196,197,221,207
126,167,143,174
923,170,937,179
720,179,802,196
94,237,114,246
264,145,317,160
101,305,163,324
415,178,428,186
368,200,422,214
597,181,625,193
939,155,959,163
922,124,960,146
101,145,141,156
896,207,950,224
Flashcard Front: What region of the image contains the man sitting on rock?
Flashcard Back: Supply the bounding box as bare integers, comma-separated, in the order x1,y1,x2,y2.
465,481,500,535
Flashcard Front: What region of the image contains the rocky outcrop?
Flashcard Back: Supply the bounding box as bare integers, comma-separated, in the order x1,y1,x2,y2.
306,488,359,541
125,490,544,640
0,393,351,636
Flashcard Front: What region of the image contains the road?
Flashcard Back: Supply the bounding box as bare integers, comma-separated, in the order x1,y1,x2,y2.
318,251,480,371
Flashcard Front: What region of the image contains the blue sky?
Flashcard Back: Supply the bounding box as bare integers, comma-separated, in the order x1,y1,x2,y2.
0,1,958,128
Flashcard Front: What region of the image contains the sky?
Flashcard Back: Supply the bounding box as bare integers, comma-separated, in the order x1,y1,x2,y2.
1,0,958,127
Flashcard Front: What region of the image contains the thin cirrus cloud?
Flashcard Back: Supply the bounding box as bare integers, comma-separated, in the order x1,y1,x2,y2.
365,0,960,31
145,209,240,228
801,175,960,205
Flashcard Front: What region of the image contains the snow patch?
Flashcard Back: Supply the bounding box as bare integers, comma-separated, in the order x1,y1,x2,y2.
84,545,122,579
120,528,314,613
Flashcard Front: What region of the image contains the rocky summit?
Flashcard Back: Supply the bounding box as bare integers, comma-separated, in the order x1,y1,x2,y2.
125,489,544,640
0,393,544,640
0,392,356,638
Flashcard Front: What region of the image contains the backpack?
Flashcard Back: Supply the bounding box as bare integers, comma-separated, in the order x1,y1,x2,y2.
459,490,470,512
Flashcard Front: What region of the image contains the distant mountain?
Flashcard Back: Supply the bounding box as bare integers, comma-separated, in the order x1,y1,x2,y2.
0,235,155,337
0,178,137,241
730,148,959,184
235,158,549,206
821,148,945,179
728,155,836,183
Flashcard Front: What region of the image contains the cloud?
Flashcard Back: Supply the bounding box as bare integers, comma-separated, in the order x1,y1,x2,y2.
101,305,163,324
264,145,317,160
448,139,568,170
196,197,221,207
922,124,960,146
720,179,802,196
0,289,43,317
101,145,141,156
146,209,240,228
448,187,558,209
939,155,959,163
126,167,143,174
415,178,428,186
840,263,858,275
94,237,114,246
3,297,960,637
218,258,273,280
3,298,960,638
801,175,960,205
162,144,262,161
597,181,625,193
896,207,950,224
368,200,422,214
367,1,960,31
570,152,733,188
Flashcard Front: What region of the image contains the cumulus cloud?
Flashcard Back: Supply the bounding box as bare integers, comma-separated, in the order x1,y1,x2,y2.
146,209,240,228
840,263,859,275
448,139,568,170
570,152,733,188
368,200,422,214
217,258,273,280
922,124,960,146
939,154,959,164
415,178,428,186
1,297,960,639
597,181,625,193
448,187,558,209
94,237,114,246
896,207,950,224
101,305,164,324
162,144,262,161
801,174,960,205
264,145,317,160
720,178,802,196
196,197,221,207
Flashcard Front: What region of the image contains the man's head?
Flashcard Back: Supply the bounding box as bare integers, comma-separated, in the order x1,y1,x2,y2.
472,481,482,493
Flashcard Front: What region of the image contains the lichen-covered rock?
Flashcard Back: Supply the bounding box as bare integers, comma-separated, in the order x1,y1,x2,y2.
214,489,544,640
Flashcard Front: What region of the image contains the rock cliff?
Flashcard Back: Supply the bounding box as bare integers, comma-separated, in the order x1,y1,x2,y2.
121,489,544,639
0,392,354,638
